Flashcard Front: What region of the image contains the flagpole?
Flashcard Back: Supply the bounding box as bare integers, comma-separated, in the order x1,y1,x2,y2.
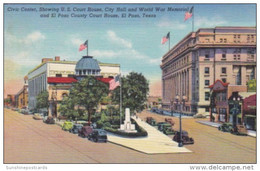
192,7,194,32
120,73,122,125
87,40,89,56
168,32,170,51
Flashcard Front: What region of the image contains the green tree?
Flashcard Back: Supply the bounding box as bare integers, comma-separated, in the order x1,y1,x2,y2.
59,76,109,123
36,90,49,109
111,72,149,114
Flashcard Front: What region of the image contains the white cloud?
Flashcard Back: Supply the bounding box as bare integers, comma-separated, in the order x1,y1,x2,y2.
92,50,120,58
157,19,187,30
24,31,45,44
107,30,132,48
5,31,45,45
71,38,84,46
195,16,227,27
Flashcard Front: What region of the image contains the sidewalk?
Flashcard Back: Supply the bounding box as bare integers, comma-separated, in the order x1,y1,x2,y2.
196,120,256,137
107,116,192,154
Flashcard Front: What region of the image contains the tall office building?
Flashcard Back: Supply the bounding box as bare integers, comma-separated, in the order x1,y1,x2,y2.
161,27,256,116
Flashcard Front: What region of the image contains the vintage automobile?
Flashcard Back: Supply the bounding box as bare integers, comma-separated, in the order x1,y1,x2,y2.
230,125,248,135
33,113,44,120
62,121,73,131
218,123,233,132
88,129,107,142
165,118,175,126
163,126,175,135
146,117,157,126
157,122,172,132
70,124,84,134
44,116,55,124
173,130,194,145
78,126,93,138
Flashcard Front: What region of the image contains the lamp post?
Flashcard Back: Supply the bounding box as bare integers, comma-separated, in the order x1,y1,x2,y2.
175,94,183,147
232,96,241,127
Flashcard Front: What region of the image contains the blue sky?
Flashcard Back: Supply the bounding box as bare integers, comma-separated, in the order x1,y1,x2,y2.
4,3,256,96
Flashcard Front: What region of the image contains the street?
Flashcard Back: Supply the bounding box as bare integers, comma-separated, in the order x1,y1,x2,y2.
4,108,256,163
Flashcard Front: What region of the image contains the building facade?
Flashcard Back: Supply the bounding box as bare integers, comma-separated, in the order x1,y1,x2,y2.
161,27,256,116
28,56,120,110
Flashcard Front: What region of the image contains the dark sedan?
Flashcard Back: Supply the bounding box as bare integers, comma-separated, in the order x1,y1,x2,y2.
88,129,107,142
173,130,194,145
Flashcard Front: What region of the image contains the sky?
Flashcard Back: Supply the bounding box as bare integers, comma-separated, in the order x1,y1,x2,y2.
3,3,256,97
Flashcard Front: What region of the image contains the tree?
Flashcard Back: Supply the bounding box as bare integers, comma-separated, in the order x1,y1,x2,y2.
36,90,49,109
59,76,109,123
111,72,149,114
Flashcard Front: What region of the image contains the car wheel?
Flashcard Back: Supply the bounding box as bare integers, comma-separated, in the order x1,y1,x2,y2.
94,138,98,142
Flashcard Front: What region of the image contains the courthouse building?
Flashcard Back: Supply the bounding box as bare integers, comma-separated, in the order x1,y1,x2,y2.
161,27,256,116
28,56,120,113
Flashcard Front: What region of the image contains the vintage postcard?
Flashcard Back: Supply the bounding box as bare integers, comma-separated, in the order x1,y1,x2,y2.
2,1,257,170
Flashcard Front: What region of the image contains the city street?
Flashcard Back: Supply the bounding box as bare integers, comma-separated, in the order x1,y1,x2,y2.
4,108,256,164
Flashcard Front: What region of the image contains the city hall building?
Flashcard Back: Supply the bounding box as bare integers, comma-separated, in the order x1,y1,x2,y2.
161,27,256,116
28,56,120,113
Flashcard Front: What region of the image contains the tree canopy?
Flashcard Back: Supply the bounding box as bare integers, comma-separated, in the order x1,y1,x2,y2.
36,90,49,109
59,76,109,123
111,72,149,114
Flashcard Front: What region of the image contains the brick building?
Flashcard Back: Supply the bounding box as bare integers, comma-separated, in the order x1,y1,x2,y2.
161,27,256,116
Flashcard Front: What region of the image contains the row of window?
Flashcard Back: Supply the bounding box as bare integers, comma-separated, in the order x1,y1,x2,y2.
204,67,226,74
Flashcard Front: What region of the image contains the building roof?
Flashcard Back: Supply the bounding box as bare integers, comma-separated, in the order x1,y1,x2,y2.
209,80,229,88
96,77,113,84
47,77,77,84
75,56,100,71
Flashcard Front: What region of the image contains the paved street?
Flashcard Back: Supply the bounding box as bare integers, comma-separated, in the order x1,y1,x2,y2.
4,108,256,163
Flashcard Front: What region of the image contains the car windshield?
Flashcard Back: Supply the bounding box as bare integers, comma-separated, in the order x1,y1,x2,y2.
98,130,106,135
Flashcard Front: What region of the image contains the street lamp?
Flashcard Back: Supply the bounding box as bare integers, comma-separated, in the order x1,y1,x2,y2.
175,94,183,147
232,96,241,127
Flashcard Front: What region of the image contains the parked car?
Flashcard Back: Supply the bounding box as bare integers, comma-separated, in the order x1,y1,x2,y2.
146,117,157,126
70,124,83,134
165,118,175,126
21,109,29,115
88,129,107,142
44,116,55,124
157,122,172,132
78,126,93,138
62,121,73,131
218,123,233,132
58,115,67,121
163,127,175,135
230,125,248,135
173,130,194,145
151,107,158,113
33,113,44,120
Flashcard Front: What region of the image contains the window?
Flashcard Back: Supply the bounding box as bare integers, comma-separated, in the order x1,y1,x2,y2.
205,107,210,112
68,74,74,77
205,92,210,101
220,38,223,43
205,80,210,86
222,78,226,83
56,74,62,77
205,67,210,74
221,67,227,74
222,50,227,59
224,38,227,43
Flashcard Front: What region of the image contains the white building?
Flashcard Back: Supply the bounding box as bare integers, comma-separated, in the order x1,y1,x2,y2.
28,56,120,110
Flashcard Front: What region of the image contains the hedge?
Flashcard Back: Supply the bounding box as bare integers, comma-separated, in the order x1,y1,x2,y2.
104,119,148,137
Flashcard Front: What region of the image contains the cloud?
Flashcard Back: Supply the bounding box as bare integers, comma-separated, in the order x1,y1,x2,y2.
71,38,84,46
195,16,227,27
5,31,45,45
107,30,132,48
157,19,187,30
92,50,120,58
24,31,45,44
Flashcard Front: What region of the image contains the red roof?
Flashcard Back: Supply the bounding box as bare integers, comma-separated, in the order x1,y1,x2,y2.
47,77,77,84
209,80,229,88
96,77,113,84
243,94,256,114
